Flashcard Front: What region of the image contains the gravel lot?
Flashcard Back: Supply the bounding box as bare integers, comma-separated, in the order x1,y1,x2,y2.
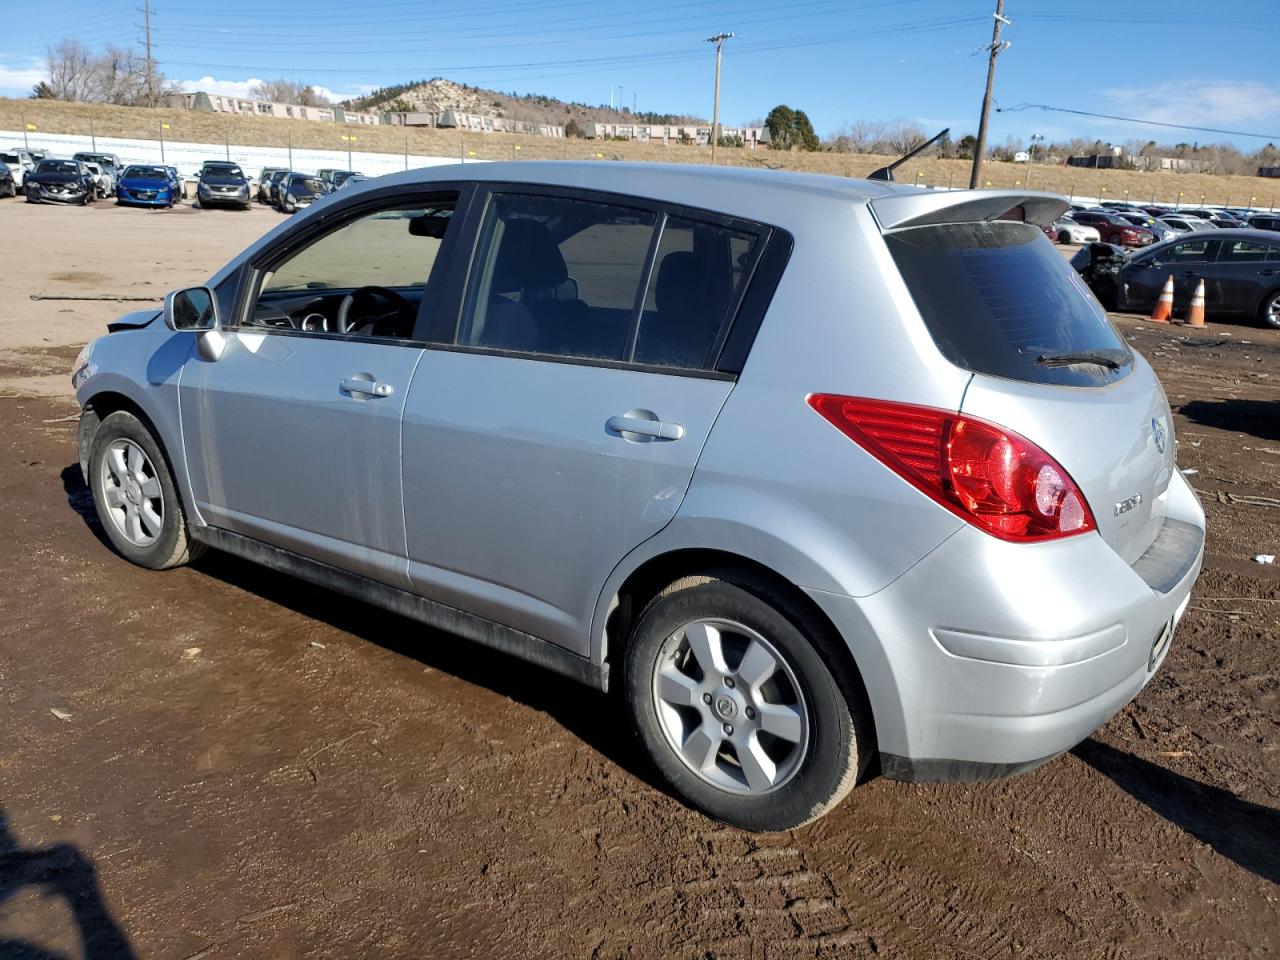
0,199,1276,959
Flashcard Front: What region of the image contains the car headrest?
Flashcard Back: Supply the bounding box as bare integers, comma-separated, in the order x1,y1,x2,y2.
490,218,569,293
655,251,701,313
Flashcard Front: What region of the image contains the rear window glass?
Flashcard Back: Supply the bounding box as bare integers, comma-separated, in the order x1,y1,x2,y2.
885,221,1131,387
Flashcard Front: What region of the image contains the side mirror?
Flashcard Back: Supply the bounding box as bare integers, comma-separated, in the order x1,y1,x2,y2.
164,286,225,361
164,286,218,331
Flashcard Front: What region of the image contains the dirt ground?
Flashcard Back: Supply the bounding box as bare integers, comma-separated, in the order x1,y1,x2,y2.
0,198,1277,960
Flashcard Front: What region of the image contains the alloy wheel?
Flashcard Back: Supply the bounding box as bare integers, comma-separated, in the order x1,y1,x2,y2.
99,438,165,547
651,618,809,795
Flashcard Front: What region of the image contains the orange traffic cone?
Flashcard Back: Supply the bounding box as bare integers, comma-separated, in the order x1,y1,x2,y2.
1149,275,1174,322
1185,278,1206,327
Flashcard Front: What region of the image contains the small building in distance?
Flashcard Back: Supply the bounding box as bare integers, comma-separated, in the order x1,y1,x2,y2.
167,92,381,126
586,123,769,148
382,110,564,137
1259,166,1280,178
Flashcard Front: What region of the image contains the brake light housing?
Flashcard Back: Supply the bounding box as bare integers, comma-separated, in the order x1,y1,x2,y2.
807,394,1096,543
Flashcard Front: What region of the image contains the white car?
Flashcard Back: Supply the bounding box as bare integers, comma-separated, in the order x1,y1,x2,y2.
0,148,37,190
1051,216,1101,244
83,162,116,199
1157,215,1216,234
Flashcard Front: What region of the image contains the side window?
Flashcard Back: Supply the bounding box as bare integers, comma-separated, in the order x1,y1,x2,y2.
1167,239,1216,263
459,194,656,360
633,217,762,368
250,199,457,339
1218,240,1273,262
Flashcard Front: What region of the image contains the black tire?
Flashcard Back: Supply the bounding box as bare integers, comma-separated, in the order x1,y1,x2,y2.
88,410,204,570
1260,289,1280,330
1058,231,1071,244
623,571,871,831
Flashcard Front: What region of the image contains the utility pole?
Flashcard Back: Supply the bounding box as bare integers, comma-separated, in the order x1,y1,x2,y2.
138,3,157,107
968,0,1008,189
706,32,734,165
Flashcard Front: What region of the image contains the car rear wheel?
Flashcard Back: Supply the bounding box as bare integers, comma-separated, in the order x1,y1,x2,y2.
623,571,870,830
88,411,203,570
1261,290,1280,329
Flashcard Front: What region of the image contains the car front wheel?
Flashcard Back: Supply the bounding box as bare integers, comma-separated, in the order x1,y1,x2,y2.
1261,290,1280,329
623,571,870,831
88,411,203,569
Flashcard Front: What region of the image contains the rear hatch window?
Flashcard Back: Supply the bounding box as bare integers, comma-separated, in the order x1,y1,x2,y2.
885,220,1131,386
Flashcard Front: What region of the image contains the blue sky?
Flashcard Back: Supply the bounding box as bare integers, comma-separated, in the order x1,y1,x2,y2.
3,0,1278,149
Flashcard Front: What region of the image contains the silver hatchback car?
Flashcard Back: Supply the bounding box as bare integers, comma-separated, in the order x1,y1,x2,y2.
73,163,1204,830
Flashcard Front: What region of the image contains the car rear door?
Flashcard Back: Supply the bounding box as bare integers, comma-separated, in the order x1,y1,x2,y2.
179,190,465,588
400,186,772,654
1211,237,1280,314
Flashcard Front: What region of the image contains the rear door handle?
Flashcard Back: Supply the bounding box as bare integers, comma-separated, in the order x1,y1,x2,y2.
341,378,394,398
1259,269,1276,276
607,414,685,441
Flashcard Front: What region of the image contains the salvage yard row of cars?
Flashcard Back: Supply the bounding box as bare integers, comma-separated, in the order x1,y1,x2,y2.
0,149,362,213
1044,200,1280,249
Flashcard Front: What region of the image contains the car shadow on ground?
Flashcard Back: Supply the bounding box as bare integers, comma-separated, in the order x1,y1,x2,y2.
1073,738,1279,885
0,811,137,960
58,459,673,798
1179,398,1280,442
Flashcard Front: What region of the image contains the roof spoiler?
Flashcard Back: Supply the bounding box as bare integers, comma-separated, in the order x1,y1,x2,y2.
870,189,1069,231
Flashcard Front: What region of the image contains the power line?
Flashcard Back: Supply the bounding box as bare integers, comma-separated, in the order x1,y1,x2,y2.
999,103,1280,142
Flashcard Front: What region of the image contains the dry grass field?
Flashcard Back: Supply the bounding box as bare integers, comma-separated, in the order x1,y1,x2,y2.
4,96,1279,208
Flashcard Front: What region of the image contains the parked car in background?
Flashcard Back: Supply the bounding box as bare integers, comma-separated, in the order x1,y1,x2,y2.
116,165,177,208
197,162,251,210
1246,213,1280,232
1116,212,1176,242
1073,229,1280,327
164,166,184,199
257,167,285,203
73,152,121,196
265,168,289,206
23,158,96,205
72,164,1205,830
330,170,364,190
316,168,341,187
1050,216,1100,244
1180,208,1244,228
82,161,115,200
1158,215,1216,234
1,148,37,191
0,164,15,198
1070,209,1156,247
1141,206,1172,218
276,172,326,213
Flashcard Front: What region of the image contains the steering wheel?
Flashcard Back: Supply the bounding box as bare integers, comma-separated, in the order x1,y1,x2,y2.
336,286,415,336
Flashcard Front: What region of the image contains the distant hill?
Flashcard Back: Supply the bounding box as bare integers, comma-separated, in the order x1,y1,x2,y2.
342,77,705,130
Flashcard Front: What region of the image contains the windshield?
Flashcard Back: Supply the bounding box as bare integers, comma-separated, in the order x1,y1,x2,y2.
35,160,79,174
203,165,244,179
0,153,19,164
288,177,325,197
885,220,1131,387
124,166,167,180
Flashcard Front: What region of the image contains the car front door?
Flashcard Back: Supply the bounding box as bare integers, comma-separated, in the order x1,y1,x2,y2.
1125,236,1222,311
400,188,771,654
179,191,465,588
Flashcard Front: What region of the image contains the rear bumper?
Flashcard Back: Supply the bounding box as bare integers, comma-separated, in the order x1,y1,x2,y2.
806,472,1205,781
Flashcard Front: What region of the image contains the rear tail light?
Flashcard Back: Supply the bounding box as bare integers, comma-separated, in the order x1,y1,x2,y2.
807,395,1095,543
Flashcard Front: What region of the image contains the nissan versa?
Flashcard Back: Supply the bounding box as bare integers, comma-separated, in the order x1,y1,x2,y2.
72,163,1204,830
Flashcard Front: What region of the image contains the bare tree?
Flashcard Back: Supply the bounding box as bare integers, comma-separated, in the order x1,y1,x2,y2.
45,40,97,102
250,79,332,106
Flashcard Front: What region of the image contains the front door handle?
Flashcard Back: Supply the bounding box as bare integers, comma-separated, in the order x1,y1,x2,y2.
607,414,685,441
341,377,393,398
1259,268,1276,277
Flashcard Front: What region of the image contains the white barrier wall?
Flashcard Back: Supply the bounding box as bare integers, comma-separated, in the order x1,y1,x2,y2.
0,128,476,179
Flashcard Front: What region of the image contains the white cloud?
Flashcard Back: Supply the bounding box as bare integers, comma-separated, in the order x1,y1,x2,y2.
0,60,47,98
177,75,377,104
1104,80,1280,131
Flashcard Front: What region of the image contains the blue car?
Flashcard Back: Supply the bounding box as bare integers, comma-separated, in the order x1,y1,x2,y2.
116,165,175,208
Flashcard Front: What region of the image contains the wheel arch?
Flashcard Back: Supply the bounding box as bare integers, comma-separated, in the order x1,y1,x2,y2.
78,387,197,520
596,544,878,753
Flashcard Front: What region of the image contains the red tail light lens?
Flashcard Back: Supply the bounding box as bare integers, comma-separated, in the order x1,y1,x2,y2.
807,395,1096,542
